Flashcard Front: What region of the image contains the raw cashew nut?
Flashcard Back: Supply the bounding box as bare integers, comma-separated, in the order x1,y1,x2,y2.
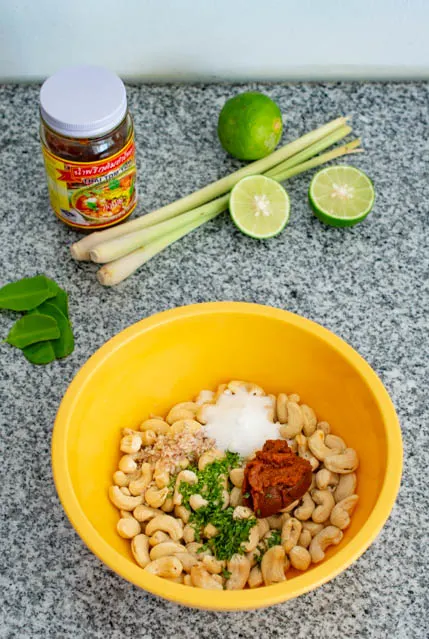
229,468,244,488
113,470,129,487
242,525,260,553
166,402,198,425
175,552,199,573
317,421,331,435
301,405,317,437
118,455,138,474
233,506,254,520
195,389,215,405
311,489,335,523
227,380,264,396
261,546,286,586
198,448,224,471
145,514,184,541
289,546,311,571
226,554,251,590
120,487,131,495
267,394,277,422
221,490,230,510
140,418,169,434
308,430,341,462
267,514,284,530
170,419,202,435
174,505,191,524
183,574,193,586
183,524,196,544
148,531,170,546
202,555,226,574
295,434,319,470
129,463,153,496
294,492,315,521
145,486,169,508
131,534,150,567
298,529,312,548
109,485,143,511
302,521,324,537
309,525,343,563
230,487,243,508
144,556,183,578
279,402,304,439
281,517,302,553
316,468,339,491
161,497,174,513
120,434,142,454
334,473,357,503
149,541,185,561
203,523,219,539
256,519,270,539
173,469,198,505
133,505,161,522
153,461,170,489
189,494,208,511
190,565,223,590
288,393,300,403
140,430,157,446
277,393,288,424
325,434,346,452
324,448,359,474
248,565,263,588
117,517,141,539
330,495,359,530
281,499,300,514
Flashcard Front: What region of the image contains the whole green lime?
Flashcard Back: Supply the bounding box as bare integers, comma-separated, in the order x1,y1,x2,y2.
217,92,283,160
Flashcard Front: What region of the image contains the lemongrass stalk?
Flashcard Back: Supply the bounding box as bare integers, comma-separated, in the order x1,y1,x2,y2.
269,139,363,183
90,125,353,264
97,219,209,287
97,139,363,286
71,116,349,260
90,197,227,263
265,125,352,178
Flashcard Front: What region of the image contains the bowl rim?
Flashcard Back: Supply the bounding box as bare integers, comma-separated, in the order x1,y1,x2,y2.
52,302,402,610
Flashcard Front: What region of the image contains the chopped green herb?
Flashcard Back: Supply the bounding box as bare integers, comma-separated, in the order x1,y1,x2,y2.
86,201,97,210
179,451,256,561
221,568,232,580
109,178,120,190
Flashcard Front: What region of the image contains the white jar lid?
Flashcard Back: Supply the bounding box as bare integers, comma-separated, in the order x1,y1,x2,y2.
40,66,127,138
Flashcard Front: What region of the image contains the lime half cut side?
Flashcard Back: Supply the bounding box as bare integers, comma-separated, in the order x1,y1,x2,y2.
309,165,375,227
229,175,290,239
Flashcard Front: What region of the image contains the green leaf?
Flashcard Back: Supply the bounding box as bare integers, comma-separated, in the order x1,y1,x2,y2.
22,341,56,365
86,201,97,210
6,314,60,349
0,275,60,311
47,288,69,319
35,302,74,358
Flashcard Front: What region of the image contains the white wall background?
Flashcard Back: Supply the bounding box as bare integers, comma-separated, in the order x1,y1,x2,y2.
1,0,428,82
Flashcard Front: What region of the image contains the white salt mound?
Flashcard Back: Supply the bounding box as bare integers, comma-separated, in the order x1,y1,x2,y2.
202,390,281,458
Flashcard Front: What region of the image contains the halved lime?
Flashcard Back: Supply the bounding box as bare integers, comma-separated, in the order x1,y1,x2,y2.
229,175,290,239
309,165,375,227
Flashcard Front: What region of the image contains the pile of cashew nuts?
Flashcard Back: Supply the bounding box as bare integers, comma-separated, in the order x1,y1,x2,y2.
109,381,359,590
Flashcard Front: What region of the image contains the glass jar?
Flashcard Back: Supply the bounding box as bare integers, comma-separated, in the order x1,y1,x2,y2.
40,66,138,230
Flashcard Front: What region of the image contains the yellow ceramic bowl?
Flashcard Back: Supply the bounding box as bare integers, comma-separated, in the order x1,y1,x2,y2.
52,302,402,610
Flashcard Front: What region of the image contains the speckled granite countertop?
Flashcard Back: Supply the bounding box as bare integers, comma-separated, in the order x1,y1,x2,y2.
0,82,428,638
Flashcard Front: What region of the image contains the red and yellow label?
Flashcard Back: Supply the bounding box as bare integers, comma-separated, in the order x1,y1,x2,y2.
42,136,137,229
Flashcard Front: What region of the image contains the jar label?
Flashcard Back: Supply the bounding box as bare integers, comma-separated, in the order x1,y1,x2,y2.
42,135,137,229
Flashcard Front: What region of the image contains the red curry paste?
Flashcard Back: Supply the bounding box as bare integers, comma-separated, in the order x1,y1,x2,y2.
243,439,312,517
